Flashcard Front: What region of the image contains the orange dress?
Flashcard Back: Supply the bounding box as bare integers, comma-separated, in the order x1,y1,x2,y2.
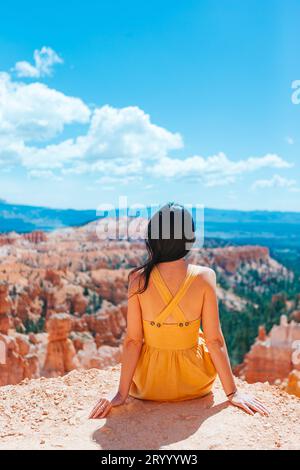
129,264,217,402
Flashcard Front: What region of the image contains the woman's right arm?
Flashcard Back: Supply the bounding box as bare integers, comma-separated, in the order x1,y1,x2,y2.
89,274,143,419
201,268,270,416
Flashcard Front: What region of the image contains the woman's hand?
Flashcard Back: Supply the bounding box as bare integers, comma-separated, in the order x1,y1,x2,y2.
89,391,126,419
228,390,270,416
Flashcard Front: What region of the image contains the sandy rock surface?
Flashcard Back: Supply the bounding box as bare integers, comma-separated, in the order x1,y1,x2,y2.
0,366,299,450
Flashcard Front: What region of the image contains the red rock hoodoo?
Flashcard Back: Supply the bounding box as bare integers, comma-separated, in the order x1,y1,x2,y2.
236,315,300,389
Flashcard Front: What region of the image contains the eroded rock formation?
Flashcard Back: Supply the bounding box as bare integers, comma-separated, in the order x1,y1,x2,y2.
0,332,39,386
211,246,270,274
23,231,47,244
236,315,300,385
286,370,300,398
0,284,11,335
42,313,80,377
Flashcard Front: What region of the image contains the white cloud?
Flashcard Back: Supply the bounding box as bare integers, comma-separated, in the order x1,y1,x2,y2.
14,47,63,78
15,105,183,170
251,174,299,192
0,71,91,171
150,153,292,186
0,72,90,146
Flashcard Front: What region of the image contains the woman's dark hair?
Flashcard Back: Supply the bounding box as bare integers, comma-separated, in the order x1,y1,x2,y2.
130,202,196,294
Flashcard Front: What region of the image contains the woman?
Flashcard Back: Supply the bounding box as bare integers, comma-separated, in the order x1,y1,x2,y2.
90,203,269,418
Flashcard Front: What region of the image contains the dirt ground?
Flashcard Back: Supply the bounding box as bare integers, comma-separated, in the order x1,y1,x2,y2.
0,366,299,450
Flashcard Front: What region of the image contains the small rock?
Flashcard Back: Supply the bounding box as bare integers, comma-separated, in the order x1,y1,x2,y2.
100,426,112,433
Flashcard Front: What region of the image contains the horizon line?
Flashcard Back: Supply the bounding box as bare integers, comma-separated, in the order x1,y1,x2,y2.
1,199,300,215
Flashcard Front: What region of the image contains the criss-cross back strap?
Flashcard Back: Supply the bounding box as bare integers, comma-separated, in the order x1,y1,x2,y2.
151,264,198,324
151,266,187,323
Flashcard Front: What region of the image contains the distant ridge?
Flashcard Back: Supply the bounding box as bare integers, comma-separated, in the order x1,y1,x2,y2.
1,200,300,248
0,200,97,233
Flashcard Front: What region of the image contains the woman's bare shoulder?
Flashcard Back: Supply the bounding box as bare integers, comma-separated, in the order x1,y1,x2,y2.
189,264,216,286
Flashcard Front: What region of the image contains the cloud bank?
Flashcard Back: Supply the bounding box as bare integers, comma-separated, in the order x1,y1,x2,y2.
0,48,295,190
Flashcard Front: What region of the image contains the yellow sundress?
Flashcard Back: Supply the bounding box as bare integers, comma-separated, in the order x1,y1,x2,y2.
129,264,217,402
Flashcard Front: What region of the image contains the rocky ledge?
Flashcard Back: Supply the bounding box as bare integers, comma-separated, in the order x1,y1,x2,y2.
0,366,299,450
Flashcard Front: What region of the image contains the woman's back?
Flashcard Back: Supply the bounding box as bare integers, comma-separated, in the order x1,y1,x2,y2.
129,260,217,402
137,261,209,324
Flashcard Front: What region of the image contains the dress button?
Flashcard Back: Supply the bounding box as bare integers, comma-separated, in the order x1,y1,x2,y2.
185,322,189,326
179,323,183,327
150,321,155,326
156,323,161,328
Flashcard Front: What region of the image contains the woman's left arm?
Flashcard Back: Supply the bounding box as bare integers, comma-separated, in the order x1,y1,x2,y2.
202,269,270,417
89,275,143,419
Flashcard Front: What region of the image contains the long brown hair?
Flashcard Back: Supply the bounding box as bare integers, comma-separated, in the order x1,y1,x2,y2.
130,202,196,294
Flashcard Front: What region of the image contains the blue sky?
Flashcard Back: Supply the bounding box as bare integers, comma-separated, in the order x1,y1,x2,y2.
0,0,300,211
